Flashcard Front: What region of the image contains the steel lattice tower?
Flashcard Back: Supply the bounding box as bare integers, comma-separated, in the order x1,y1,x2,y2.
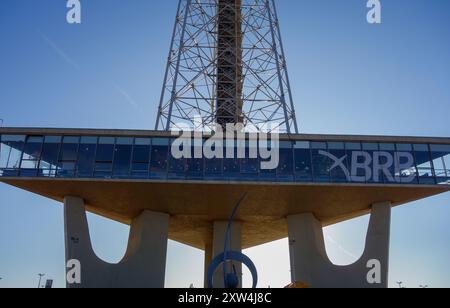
155,0,298,133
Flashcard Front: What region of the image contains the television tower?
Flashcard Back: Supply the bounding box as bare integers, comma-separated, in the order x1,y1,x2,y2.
155,0,298,133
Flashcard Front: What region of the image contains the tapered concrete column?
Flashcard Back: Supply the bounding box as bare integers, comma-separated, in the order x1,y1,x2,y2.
206,221,242,288
64,196,170,288
287,202,391,288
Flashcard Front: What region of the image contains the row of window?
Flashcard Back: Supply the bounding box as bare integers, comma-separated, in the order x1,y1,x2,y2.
1,135,450,185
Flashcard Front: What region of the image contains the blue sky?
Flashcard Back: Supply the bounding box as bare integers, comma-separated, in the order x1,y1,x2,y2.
1,0,450,288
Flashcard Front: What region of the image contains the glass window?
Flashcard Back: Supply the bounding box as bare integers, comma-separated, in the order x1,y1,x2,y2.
0,135,25,176
363,143,379,151
395,144,417,184
94,137,114,178
357,143,378,183
430,144,450,184
223,140,240,180
346,142,361,151
133,138,151,162
414,144,435,184
96,137,115,161
77,137,97,178
168,139,186,179
39,136,62,177
58,136,79,177
376,143,396,184
311,142,327,150
311,143,330,182
328,142,345,150
240,139,259,180
205,140,223,180
259,139,276,181
294,141,312,182
131,138,151,178
380,143,395,151
150,138,169,179
397,144,413,151
277,141,294,181
187,140,204,180
20,136,44,177
328,142,349,183
113,138,132,177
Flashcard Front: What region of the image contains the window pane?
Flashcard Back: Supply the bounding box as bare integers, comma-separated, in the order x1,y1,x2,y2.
113,142,132,177
131,139,150,178
96,138,114,162
92,138,114,178
380,143,395,151
397,144,413,151
135,138,151,146
346,142,361,150
132,163,149,172
22,136,43,161
311,142,327,150
278,142,294,181
362,143,379,151
150,138,169,178
60,137,79,161
329,147,349,183
20,136,43,176
95,163,112,172
224,158,240,178
59,162,76,177
133,144,150,163
205,139,223,179
294,147,312,182
241,140,259,178
169,156,186,179
38,136,62,177
205,158,223,178
1,135,25,176
57,136,79,177
395,150,418,184
328,142,345,150
116,137,133,145
187,157,203,179
77,137,97,177
241,157,258,175
430,144,450,184
414,144,435,184
372,144,396,184
294,141,310,149
312,148,331,182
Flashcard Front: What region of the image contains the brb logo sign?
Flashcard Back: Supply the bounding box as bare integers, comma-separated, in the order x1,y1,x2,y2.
319,150,415,183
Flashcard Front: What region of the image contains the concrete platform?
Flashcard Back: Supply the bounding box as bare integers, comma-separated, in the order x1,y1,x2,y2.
2,177,448,249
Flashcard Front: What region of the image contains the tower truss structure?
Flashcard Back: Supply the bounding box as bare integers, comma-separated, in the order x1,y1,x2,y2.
155,0,298,133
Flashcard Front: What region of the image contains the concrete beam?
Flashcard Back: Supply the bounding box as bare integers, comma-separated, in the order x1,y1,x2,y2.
64,196,169,288
287,202,391,288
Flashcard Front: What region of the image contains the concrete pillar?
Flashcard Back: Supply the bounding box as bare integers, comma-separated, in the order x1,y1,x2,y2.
204,242,213,289
287,202,391,288
64,196,170,288
207,221,242,288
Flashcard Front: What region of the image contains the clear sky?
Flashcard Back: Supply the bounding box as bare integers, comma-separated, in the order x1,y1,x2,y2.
1,0,450,288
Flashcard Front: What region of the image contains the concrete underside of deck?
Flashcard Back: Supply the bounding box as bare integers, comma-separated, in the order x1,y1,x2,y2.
2,178,448,250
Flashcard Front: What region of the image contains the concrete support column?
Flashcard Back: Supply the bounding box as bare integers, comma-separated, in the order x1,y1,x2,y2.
205,221,242,288
64,196,170,288
287,202,391,288
204,242,213,289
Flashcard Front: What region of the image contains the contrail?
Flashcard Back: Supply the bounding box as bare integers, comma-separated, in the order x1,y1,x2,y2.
113,84,140,110
38,31,80,70
325,234,359,261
